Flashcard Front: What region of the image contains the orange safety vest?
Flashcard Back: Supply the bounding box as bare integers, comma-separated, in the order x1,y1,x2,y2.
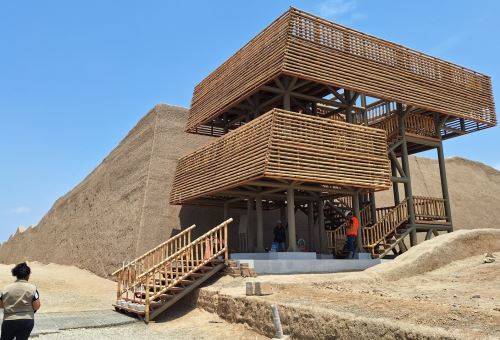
346,216,359,236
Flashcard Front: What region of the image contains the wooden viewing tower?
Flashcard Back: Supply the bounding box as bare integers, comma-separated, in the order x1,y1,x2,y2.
170,8,497,258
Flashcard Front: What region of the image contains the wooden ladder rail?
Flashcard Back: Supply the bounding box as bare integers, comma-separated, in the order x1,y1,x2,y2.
137,218,233,322
326,204,372,255
113,224,196,301
362,198,410,254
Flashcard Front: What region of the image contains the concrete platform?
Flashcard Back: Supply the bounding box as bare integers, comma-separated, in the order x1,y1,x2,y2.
0,310,137,337
231,252,317,260
234,258,388,274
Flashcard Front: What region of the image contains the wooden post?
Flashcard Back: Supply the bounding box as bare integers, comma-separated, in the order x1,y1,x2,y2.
399,106,417,246
353,193,362,251
223,201,229,221
224,222,229,264
391,158,400,205
361,94,368,125
145,273,150,323
116,271,121,300
308,201,314,251
318,199,326,253
247,199,254,251
280,207,286,225
283,91,291,110
369,192,377,225
437,142,453,226
287,186,297,252
256,195,264,252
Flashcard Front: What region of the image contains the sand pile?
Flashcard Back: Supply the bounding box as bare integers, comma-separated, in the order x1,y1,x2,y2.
366,228,500,281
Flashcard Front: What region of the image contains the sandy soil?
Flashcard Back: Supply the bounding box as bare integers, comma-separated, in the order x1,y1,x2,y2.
0,262,116,313
201,229,500,339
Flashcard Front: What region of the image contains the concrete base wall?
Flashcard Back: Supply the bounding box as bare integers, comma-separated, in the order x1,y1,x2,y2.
235,259,387,274
231,252,317,260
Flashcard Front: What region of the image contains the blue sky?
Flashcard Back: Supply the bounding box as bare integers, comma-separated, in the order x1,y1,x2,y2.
1,1,499,242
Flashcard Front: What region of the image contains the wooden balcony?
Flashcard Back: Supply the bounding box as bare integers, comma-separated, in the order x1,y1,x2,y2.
170,109,391,205
187,8,496,136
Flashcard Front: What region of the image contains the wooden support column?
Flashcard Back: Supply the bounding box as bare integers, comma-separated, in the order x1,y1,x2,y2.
391,158,401,205
399,106,417,247
283,82,291,111
247,199,254,251
361,94,368,125
223,202,229,220
255,195,264,252
308,201,314,251
369,192,377,224
287,186,297,252
344,90,352,123
318,199,326,253
437,141,453,226
353,192,362,251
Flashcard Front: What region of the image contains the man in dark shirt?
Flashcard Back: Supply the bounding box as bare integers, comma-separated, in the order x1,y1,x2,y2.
273,221,286,252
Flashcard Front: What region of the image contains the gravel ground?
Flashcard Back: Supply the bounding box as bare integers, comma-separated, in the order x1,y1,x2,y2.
37,306,267,340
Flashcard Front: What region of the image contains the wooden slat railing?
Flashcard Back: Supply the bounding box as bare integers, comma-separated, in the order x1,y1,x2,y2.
366,101,397,123
113,225,195,299
326,204,371,254
413,196,447,220
376,206,395,222
362,198,409,248
137,218,232,317
370,112,439,141
328,196,450,256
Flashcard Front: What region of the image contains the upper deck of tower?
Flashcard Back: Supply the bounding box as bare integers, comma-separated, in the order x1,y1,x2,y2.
186,8,496,137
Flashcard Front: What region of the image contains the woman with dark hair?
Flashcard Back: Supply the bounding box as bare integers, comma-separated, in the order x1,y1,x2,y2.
0,262,41,340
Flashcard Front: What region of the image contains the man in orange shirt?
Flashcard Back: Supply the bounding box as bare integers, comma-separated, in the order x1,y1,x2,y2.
345,212,359,259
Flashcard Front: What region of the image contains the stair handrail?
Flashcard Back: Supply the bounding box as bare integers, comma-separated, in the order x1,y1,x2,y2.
112,224,196,276
141,218,233,319
362,198,409,248
326,204,372,253
137,218,232,281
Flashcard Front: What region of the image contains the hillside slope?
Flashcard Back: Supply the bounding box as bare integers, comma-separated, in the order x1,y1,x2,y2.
376,156,500,230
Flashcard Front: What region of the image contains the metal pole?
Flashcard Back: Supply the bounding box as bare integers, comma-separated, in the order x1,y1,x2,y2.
437,141,453,226
287,186,297,252
256,195,264,252
271,304,284,339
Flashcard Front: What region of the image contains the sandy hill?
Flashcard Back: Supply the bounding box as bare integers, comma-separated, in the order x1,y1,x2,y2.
0,104,499,277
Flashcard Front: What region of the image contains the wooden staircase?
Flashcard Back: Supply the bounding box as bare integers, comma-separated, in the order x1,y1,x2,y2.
327,196,448,258
113,218,233,322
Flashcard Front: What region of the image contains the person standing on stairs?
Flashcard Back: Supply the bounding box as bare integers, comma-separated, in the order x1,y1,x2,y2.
0,262,41,340
345,212,359,259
